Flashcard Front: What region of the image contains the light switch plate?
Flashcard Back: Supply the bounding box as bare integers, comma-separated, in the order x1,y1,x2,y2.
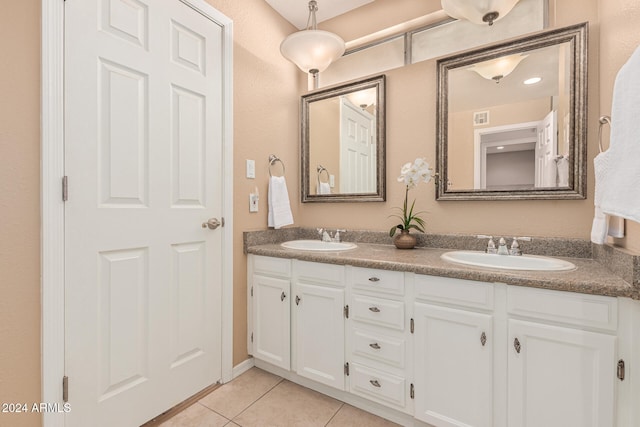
249,193,259,212
246,159,255,179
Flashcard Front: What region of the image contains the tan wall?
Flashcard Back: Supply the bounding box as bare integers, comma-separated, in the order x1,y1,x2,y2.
204,0,302,366
299,0,601,240
309,99,340,193
598,0,640,253
0,1,42,426
448,98,550,189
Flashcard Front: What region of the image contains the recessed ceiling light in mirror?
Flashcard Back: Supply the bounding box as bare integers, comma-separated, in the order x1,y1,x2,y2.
524,77,542,85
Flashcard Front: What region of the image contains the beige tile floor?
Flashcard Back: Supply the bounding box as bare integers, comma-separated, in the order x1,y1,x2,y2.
159,367,401,427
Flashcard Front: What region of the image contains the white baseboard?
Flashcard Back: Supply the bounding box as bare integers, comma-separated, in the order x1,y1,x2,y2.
231,357,255,380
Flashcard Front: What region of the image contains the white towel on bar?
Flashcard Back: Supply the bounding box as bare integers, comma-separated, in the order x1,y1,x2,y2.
268,176,294,229
592,45,640,243
317,182,331,195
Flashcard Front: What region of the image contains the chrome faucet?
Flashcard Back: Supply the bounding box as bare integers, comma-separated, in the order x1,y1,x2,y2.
497,237,509,255
317,228,332,242
317,228,346,242
478,235,532,255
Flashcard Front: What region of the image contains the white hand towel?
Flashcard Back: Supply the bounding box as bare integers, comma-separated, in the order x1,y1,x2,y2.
556,156,569,187
592,44,640,243
268,176,294,229
317,182,331,195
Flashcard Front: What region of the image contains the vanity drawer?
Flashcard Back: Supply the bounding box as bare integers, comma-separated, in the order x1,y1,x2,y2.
351,294,405,331
414,274,494,310
350,363,406,409
351,327,405,369
352,267,404,296
252,255,291,278
294,260,344,287
508,286,618,332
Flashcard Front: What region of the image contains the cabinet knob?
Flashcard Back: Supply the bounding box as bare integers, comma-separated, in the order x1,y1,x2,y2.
369,342,381,350
480,332,487,347
280,292,286,302
369,379,381,388
295,295,301,305
514,337,521,354
369,306,381,313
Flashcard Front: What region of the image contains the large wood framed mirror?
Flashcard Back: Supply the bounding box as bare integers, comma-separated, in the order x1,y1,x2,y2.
436,23,588,200
301,75,386,203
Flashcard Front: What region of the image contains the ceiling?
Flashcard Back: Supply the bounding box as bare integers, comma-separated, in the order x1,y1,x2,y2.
264,0,375,30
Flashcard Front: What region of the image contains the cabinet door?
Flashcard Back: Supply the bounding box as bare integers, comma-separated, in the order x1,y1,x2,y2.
414,302,493,427
253,274,290,370
294,283,345,390
508,319,616,427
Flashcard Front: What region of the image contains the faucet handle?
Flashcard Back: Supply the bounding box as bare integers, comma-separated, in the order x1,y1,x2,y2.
477,235,497,254
510,237,531,256
333,229,346,242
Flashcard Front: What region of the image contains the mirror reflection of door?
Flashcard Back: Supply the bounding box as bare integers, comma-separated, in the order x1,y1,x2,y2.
474,111,559,191
340,97,376,193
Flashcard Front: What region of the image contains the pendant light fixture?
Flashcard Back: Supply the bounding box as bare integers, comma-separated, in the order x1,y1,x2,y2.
469,53,528,83
280,0,345,76
441,0,521,26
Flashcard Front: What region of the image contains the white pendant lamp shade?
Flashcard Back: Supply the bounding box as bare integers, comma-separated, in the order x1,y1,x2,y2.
469,54,528,83
441,0,521,25
280,30,345,74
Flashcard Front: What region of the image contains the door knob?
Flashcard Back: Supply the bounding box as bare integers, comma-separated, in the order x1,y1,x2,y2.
202,218,221,230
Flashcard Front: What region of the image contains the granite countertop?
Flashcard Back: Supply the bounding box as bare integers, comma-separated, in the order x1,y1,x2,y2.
247,242,638,300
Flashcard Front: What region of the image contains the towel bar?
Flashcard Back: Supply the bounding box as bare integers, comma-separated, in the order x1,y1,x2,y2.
598,115,611,153
268,154,285,177
317,165,330,184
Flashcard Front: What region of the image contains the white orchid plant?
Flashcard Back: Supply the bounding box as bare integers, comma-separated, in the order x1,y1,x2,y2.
389,158,435,237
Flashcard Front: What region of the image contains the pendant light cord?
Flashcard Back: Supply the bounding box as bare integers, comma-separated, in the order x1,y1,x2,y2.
306,0,318,30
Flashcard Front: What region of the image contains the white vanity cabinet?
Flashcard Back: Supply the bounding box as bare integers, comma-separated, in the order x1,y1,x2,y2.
413,274,495,427
292,260,346,390
248,254,634,427
506,286,618,427
347,267,411,413
249,256,292,370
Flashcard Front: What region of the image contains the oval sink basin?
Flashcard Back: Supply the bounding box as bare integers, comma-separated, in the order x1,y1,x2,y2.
441,251,575,271
281,240,357,251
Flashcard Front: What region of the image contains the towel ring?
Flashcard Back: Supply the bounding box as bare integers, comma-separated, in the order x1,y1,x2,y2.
268,154,285,177
598,115,611,154
317,165,330,184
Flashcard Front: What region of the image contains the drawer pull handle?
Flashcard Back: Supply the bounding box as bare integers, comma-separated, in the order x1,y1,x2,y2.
514,337,521,354
368,277,380,282
369,342,381,350
480,332,487,347
369,306,381,313
369,379,381,388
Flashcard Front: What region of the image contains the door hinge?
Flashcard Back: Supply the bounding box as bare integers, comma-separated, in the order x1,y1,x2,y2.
62,176,68,201
251,332,253,343
62,376,69,402
410,383,415,399
617,359,625,381
410,318,414,334
250,286,253,297
344,305,349,318
221,217,225,227
344,362,350,376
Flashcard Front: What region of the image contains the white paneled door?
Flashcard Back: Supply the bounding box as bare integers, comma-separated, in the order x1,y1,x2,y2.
64,0,226,425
